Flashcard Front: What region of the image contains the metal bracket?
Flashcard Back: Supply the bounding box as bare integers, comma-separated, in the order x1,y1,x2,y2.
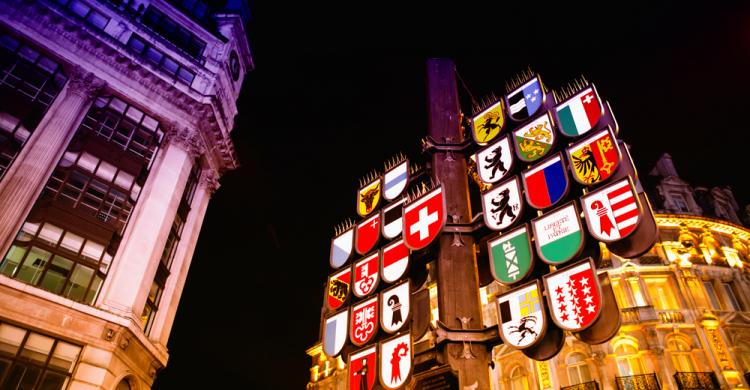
421,136,473,153
434,320,502,345
443,213,486,234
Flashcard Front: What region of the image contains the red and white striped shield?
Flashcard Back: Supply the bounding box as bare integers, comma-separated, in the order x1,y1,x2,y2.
380,239,409,283
403,186,446,250
580,177,641,243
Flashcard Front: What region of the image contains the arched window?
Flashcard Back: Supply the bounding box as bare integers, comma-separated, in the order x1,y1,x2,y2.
615,343,645,376
115,379,131,390
667,337,696,373
508,365,530,390
566,352,592,385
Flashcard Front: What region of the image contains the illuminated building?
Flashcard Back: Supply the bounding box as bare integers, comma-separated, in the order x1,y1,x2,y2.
0,0,252,388
307,153,750,390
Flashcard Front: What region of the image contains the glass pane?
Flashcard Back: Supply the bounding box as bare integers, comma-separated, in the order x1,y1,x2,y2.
5,363,42,390
579,364,591,382
86,11,108,30
37,223,63,245
95,160,117,182
16,246,51,285
63,265,93,302
39,256,73,294
69,0,91,17
704,282,722,310
48,342,80,372
144,47,163,65
59,232,84,253
723,284,741,311
84,275,102,305
0,324,27,356
0,358,11,382
81,241,103,262
125,106,143,123
127,36,145,54
77,152,98,173
177,67,194,84
0,245,27,277
39,371,68,390
20,333,54,363
114,171,134,189
567,367,580,385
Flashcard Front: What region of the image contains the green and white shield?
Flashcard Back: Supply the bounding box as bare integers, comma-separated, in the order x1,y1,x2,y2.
531,202,585,265
488,224,534,285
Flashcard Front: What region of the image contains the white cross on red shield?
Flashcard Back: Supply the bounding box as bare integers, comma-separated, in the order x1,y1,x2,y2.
403,186,446,250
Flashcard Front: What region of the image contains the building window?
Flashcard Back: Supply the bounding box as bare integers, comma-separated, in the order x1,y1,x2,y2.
566,352,592,385
140,6,206,59
644,277,681,310
508,365,529,390
721,282,743,311
126,34,196,86
141,161,201,332
0,32,67,181
667,338,696,373
670,193,690,212
53,0,110,30
703,281,722,310
0,322,81,389
627,278,647,307
615,343,645,376
736,341,750,372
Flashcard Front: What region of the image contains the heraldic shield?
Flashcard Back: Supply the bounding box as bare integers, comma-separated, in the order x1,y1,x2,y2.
488,224,534,285
521,153,569,210
323,309,348,357
581,177,642,243
379,333,412,389
532,201,585,265
403,186,446,251
383,160,409,201
543,258,603,331
471,100,505,144
496,280,547,349
349,345,377,390
381,198,405,240
566,128,621,186
381,239,409,284
507,76,544,121
357,178,382,217
356,214,380,255
326,268,350,310
353,252,380,298
513,112,556,163
476,135,514,184
330,226,353,269
482,176,523,231
350,296,378,346
380,280,410,333
555,85,604,137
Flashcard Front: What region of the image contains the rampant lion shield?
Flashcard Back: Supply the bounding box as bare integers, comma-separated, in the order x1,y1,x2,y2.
513,112,555,163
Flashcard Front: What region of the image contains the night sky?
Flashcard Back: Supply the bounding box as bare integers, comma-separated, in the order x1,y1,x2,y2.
152,2,750,388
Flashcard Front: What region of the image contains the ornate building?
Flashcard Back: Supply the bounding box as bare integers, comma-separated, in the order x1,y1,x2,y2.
307,153,750,390
0,0,252,387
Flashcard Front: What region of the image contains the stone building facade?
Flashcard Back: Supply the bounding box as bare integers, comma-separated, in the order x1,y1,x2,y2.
307,153,750,390
0,0,252,387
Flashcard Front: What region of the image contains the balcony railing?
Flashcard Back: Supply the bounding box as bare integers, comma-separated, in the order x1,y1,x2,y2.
615,373,661,390
673,371,720,389
621,306,658,324
657,309,686,323
561,381,600,390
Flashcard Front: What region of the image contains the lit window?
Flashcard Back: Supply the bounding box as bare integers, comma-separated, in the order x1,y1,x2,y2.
566,352,592,385
509,365,530,390
615,343,645,376
667,338,696,373
722,283,743,311
644,277,680,310
670,193,690,212
703,281,722,310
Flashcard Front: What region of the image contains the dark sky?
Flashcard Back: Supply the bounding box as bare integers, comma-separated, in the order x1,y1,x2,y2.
153,2,750,388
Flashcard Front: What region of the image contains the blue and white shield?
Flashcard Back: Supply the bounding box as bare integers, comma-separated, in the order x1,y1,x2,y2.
383,160,409,201
330,227,354,269
507,77,544,121
323,309,348,357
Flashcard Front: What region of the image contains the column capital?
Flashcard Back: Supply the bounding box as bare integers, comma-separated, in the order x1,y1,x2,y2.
199,168,221,194
67,66,106,99
165,123,205,158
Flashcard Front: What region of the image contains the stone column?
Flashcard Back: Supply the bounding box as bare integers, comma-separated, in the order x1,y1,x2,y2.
96,126,202,326
151,168,218,344
0,67,104,256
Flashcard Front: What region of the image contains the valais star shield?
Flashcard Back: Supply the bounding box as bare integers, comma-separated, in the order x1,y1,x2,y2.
350,296,379,346
507,77,544,121
330,226,353,269
476,135,514,184
383,160,409,201
353,253,380,298
357,178,382,217
323,309,348,357
543,258,602,331
496,281,547,349
566,128,621,186
581,177,642,243
349,345,377,390
326,268,351,310
555,85,604,137
481,176,523,231
488,224,534,285
513,112,555,163
471,100,505,144
379,333,412,389
531,202,584,265
381,239,409,283
380,280,410,333
355,214,380,255
381,198,405,240
521,153,569,210
403,186,446,250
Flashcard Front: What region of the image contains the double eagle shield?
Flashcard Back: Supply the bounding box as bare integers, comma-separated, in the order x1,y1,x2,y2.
566,128,621,186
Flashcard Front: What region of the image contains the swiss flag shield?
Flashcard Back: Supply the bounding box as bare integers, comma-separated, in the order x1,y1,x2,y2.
403,187,446,250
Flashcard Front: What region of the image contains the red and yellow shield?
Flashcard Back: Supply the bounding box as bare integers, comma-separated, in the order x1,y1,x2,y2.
566,128,621,186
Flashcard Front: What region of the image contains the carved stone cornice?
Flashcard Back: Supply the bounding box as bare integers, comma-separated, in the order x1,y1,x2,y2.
165,124,205,158
67,66,106,99
199,168,220,194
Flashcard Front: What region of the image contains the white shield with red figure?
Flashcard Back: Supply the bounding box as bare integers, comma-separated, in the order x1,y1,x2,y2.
379,333,412,389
